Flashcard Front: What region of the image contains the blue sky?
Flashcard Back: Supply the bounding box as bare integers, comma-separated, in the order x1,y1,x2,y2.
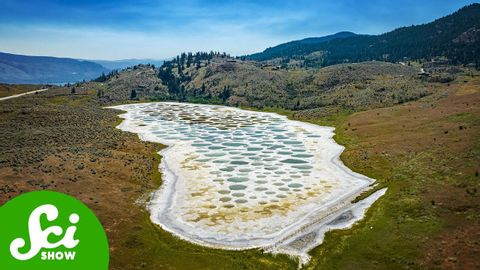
0,0,477,60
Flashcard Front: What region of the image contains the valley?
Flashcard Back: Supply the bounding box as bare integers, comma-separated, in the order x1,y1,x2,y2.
0,65,478,269
0,3,479,269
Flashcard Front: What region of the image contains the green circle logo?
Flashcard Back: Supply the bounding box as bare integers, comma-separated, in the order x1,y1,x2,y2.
0,191,109,269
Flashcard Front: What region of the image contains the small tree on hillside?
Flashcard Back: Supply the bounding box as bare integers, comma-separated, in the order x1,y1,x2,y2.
94,73,107,82
220,85,231,102
130,89,137,99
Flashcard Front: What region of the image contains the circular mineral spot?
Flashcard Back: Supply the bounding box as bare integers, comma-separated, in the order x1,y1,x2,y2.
227,177,248,183
234,199,248,204
283,140,302,145
281,159,308,164
255,180,268,184
192,143,211,147
292,154,314,158
213,160,229,163
231,160,249,165
223,142,246,147
229,184,247,190
292,165,313,170
205,152,226,157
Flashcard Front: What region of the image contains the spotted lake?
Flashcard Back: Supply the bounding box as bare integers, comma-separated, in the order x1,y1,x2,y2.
109,102,384,261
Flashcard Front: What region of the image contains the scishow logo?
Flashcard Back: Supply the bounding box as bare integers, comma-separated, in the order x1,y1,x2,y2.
0,191,109,270
10,204,80,261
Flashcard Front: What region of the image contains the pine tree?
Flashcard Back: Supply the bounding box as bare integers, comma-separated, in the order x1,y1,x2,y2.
220,85,231,102
186,52,193,68
130,89,137,99
177,64,183,75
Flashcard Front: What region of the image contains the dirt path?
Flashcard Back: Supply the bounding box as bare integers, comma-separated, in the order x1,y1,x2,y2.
0,88,48,101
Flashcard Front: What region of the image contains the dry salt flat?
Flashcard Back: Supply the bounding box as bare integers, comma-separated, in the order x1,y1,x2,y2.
108,102,386,263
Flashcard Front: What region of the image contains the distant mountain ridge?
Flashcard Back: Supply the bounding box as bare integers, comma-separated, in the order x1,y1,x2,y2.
0,52,109,84
248,31,357,61
247,3,480,67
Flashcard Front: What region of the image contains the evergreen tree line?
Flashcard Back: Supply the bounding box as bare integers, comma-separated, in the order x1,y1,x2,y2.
162,51,231,70
155,51,232,103
92,70,119,82
247,4,480,67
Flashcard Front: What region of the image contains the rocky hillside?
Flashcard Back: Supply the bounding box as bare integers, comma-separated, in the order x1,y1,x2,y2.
94,65,166,103
188,60,428,115
96,56,431,118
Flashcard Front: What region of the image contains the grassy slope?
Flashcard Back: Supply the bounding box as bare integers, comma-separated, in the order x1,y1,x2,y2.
299,74,480,269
